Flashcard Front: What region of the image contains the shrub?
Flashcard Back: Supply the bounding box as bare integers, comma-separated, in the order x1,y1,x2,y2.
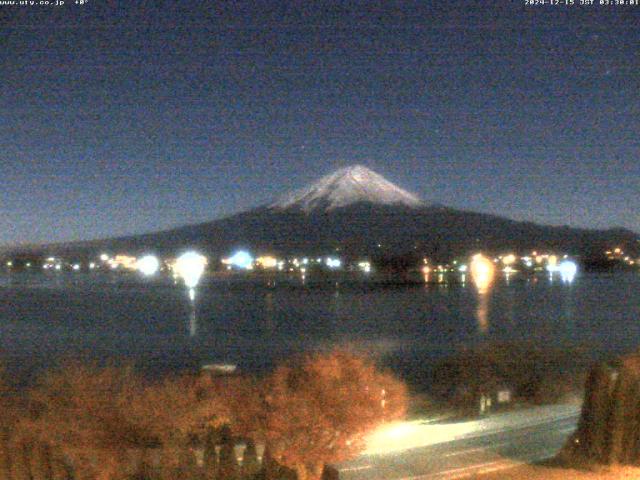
258,349,408,480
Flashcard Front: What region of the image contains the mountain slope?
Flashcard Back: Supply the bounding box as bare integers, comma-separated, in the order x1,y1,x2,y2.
37,204,639,263
270,165,424,212
7,166,639,261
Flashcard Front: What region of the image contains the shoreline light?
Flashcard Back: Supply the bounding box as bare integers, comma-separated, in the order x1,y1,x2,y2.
256,255,278,269
470,254,495,294
325,257,342,269
175,251,208,288
358,261,372,273
502,254,516,266
223,250,254,270
559,260,578,283
137,255,160,277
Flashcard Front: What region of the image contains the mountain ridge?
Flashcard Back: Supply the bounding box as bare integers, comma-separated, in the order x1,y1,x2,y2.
2,166,638,260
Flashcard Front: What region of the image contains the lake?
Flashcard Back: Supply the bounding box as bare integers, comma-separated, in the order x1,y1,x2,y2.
1,271,639,384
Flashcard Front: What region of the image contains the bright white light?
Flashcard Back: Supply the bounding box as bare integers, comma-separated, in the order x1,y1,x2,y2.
89,262,96,269
72,264,80,271
100,253,109,262
365,419,478,456
358,261,371,273
175,251,208,288
559,260,578,283
325,257,342,269
470,254,495,294
458,264,468,273
137,255,160,276
224,250,254,270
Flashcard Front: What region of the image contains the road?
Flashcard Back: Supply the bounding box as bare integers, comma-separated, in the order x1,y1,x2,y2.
338,404,581,480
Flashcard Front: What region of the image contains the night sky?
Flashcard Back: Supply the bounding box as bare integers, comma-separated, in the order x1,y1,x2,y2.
2,0,639,246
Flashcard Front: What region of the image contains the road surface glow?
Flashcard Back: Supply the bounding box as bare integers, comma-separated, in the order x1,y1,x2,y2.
363,404,580,456
365,420,479,455
342,404,581,480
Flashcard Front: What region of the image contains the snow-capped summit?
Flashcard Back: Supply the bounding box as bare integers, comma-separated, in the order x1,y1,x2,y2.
270,165,424,212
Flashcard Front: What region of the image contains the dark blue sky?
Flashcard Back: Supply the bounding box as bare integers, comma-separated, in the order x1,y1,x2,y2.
2,1,639,246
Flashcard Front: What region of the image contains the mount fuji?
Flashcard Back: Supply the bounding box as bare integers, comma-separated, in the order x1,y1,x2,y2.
270,165,424,212
16,165,639,261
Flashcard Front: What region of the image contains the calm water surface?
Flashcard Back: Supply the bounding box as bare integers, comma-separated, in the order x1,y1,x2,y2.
0,272,639,382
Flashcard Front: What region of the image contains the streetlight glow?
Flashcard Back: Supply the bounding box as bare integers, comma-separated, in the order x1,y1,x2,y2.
223,250,254,270
137,255,160,277
470,254,495,294
175,251,208,288
559,260,578,283
325,257,342,269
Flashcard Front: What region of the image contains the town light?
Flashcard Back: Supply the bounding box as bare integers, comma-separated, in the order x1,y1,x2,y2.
559,260,578,283
175,251,208,288
256,255,278,269
137,255,160,276
502,254,516,265
358,261,372,273
223,250,254,270
470,254,495,294
325,257,342,269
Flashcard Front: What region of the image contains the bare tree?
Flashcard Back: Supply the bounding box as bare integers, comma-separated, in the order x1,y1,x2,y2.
259,350,407,480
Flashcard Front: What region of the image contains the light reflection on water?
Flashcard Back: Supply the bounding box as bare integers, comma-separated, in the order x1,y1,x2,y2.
476,294,490,334
470,254,496,334
0,272,638,379
189,309,197,337
188,290,198,338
